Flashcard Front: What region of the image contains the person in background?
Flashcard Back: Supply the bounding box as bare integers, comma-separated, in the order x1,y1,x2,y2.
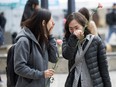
15,0,39,44
92,11,100,27
78,7,98,36
14,8,58,87
0,11,6,87
62,12,111,87
106,3,116,43
0,12,6,45
78,7,110,52
0,12,6,32
11,32,17,44
12,0,39,45
20,0,39,26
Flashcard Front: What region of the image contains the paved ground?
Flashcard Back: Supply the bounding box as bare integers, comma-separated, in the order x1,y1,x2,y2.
0,71,116,87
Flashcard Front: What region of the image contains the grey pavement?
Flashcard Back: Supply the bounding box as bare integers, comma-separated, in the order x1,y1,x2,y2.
0,71,116,87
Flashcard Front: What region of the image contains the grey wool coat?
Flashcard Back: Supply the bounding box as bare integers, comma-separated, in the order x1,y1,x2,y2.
14,28,58,87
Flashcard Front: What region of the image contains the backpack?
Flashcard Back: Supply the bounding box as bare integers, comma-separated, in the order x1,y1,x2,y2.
6,36,32,87
6,45,18,87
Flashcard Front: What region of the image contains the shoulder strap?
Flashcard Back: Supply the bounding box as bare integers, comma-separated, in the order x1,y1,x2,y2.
16,36,32,54
83,35,94,55
69,35,94,72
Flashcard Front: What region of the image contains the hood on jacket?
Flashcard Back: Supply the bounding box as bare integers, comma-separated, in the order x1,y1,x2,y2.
16,27,39,45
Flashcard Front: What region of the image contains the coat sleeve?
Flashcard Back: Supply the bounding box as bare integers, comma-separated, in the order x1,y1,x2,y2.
62,34,78,60
14,37,44,79
48,35,58,63
97,37,112,87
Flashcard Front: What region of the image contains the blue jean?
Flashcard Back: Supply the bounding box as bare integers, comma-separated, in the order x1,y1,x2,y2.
106,26,116,43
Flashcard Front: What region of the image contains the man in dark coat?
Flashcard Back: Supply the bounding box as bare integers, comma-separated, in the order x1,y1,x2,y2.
0,12,6,32
0,12,6,46
106,3,116,43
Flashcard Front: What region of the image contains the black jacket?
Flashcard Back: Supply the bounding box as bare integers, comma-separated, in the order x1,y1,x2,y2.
62,34,112,87
106,10,116,26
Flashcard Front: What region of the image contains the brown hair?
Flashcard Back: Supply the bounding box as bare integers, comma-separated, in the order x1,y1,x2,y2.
64,12,90,39
78,7,90,21
22,8,51,46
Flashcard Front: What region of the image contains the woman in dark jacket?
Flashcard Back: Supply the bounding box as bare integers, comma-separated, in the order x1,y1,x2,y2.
62,12,111,87
14,8,58,87
78,7,98,36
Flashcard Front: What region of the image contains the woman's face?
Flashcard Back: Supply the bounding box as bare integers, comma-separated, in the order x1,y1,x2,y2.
35,5,39,9
47,17,55,31
69,19,83,33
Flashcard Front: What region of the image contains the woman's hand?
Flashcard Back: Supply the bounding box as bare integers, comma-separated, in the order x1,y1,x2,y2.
73,30,84,40
48,24,55,35
47,17,55,35
88,20,98,36
44,69,55,78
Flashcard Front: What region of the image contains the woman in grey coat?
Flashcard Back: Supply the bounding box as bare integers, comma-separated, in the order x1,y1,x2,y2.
14,8,58,87
62,12,111,87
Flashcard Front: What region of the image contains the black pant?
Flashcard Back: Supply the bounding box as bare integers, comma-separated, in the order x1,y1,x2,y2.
78,76,81,87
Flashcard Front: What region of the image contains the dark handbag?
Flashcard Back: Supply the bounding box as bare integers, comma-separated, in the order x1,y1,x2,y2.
65,68,75,87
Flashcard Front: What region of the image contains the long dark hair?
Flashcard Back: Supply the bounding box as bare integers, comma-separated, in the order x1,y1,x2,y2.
78,7,90,21
21,8,51,46
78,7,91,36
20,0,39,25
65,12,90,40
